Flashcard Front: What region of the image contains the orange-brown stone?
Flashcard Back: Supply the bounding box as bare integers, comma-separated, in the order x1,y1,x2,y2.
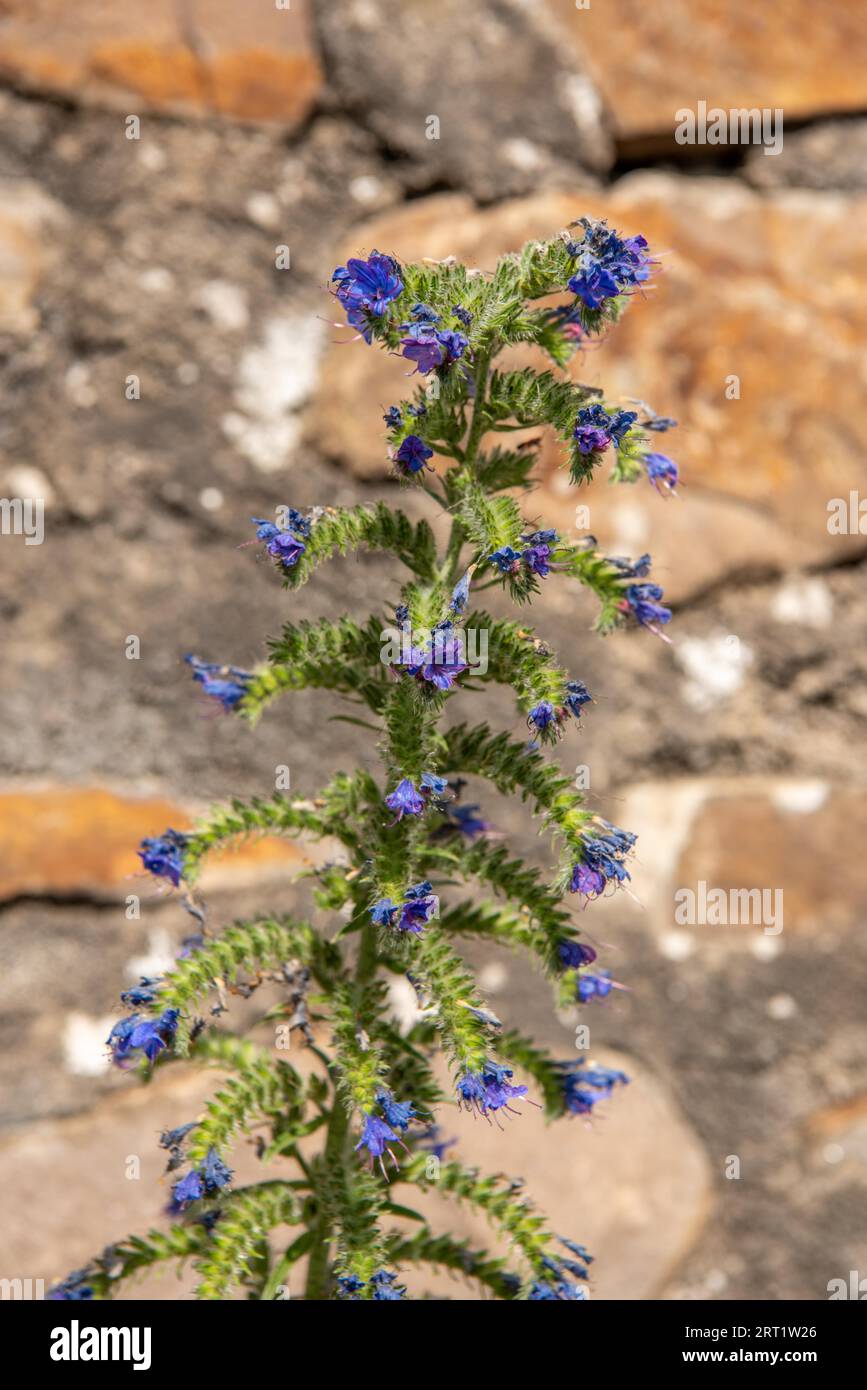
0,0,322,125
543,0,867,139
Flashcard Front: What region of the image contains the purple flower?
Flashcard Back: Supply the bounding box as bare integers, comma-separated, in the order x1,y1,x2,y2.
570,864,606,900
574,403,637,454
385,777,426,821
356,1114,403,1175
333,251,403,338
201,1147,234,1192
395,433,434,475
523,544,551,576
398,630,468,691
643,451,679,495
456,1059,529,1119
138,829,189,886
453,304,472,327
400,326,444,374
185,655,254,710
266,531,306,568
567,220,655,312
397,881,439,934
383,405,402,428
410,301,440,323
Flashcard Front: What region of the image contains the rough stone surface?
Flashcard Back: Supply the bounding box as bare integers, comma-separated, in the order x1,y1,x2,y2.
746,118,867,192
1,0,866,1302
0,0,322,126
542,0,867,140
316,0,612,199
0,787,322,901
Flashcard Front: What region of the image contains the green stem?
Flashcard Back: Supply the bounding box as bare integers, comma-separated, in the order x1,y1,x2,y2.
303,921,379,1300
440,349,492,585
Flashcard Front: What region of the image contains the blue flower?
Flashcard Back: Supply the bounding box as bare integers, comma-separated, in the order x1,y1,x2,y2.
333,251,403,338
383,405,402,428
453,304,472,327
528,701,557,731
356,1114,403,1174
622,581,672,635
170,1147,233,1210
643,450,679,495
395,433,434,475
568,263,621,309
576,970,615,1003
436,329,468,361
108,1007,180,1066
488,546,523,574
376,1089,416,1131
523,544,552,576
570,821,636,902
567,219,654,312
47,1268,95,1301
564,680,592,717
444,803,492,839
185,655,254,710
138,828,189,886
171,1169,204,1208
385,777,426,821
521,529,558,546
529,1278,588,1301
558,939,597,970
449,568,472,615
609,552,652,579
369,881,439,935
555,1059,629,1116
410,301,440,323
120,977,161,1007
200,1147,234,1192
337,1274,365,1298
420,770,449,799
159,1121,197,1151
370,1270,407,1300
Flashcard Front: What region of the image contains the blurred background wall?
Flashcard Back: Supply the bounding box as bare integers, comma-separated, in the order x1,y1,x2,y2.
1,0,866,1299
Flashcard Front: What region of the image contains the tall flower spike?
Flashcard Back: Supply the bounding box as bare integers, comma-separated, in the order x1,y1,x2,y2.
73,218,678,1302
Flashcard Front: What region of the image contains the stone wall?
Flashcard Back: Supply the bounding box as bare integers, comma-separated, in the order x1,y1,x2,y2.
1,0,866,1300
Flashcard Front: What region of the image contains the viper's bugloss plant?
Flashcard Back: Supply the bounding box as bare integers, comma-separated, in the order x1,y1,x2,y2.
61,219,680,1302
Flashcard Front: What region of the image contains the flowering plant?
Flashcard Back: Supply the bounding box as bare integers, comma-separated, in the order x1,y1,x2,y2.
55,219,678,1302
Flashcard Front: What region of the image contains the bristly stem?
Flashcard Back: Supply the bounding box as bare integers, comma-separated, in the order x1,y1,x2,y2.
303,921,378,1300
440,347,492,585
